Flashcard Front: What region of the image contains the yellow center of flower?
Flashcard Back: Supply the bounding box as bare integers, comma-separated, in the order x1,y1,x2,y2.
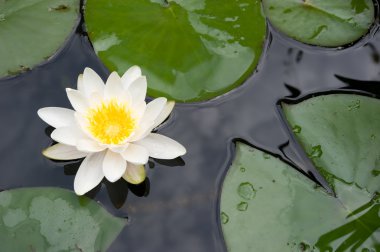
86,100,136,145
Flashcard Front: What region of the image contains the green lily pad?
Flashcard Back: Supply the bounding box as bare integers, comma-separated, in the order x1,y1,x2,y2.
283,94,380,194
0,0,79,78
85,0,266,102
0,187,127,251
262,0,375,47
220,94,380,251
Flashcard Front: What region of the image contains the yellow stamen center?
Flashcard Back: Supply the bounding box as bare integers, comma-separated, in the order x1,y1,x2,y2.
86,100,136,145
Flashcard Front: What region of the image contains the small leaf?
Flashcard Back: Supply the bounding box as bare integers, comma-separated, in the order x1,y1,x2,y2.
0,0,80,78
262,0,375,47
0,187,127,251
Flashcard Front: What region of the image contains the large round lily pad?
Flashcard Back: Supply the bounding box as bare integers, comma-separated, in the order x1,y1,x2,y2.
0,0,80,78
0,187,127,251
262,0,375,47
220,94,380,251
85,0,266,102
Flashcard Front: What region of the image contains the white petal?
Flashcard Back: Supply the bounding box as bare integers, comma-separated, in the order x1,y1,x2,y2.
74,112,91,136
129,76,147,105
66,88,89,114
51,126,85,146
130,99,162,137
121,66,141,89
42,144,88,160
105,72,124,99
121,143,149,164
74,152,106,195
135,133,186,159
153,101,175,129
142,97,167,125
38,107,75,128
110,90,132,107
109,144,128,153
77,74,84,92
122,163,146,185
132,100,146,123
103,150,127,182
88,91,103,108
73,112,102,143
77,139,106,153
83,67,105,97
129,120,155,142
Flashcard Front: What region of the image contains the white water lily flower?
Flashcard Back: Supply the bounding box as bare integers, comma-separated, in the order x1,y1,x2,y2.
38,66,186,195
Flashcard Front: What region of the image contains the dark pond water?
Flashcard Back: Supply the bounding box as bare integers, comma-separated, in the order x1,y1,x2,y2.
1,2,380,251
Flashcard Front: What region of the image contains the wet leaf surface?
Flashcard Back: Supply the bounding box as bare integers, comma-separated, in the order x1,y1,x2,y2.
85,0,266,102
0,187,127,252
262,0,375,47
283,94,380,194
0,0,80,78
221,94,380,251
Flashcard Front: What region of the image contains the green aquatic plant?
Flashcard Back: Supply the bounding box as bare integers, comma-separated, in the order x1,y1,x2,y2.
84,0,266,102
221,94,380,251
0,0,80,78
262,0,375,47
0,187,127,251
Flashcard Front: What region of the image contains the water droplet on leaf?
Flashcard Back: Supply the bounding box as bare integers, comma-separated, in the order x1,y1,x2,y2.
308,145,323,159
263,153,271,160
292,125,302,134
237,202,248,211
221,212,229,224
348,99,361,111
49,4,70,11
238,182,256,200
371,169,380,177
